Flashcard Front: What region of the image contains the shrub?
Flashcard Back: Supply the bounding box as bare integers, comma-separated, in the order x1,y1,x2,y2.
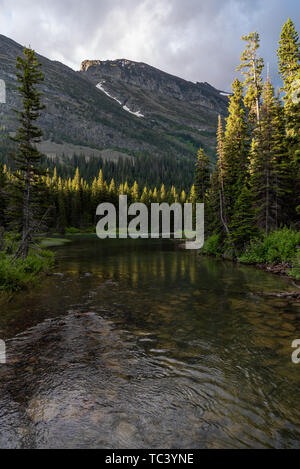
23,249,54,273
289,251,300,280
0,249,54,292
239,228,300,264
201,233,222,256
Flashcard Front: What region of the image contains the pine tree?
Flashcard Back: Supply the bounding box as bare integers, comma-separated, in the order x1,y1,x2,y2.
109,178,116,194
216,115,229,235
277,18,300,105
140,186,149,205
236,31,264,126
91,176,98,201
131,181,139,202
230,184,258,253
170,185,179,203
159,184,165,202
52,167,57,185
188,185,196,204
271,94,294,227
97,169,104,194
205,170,222,236
81,178,91,227
119,183,124,195
71,167,81,227
56,177,67,234
152,187,158,201
250,77,278,234
277,18,300,218
194,148,210,203
223,79,249,223
10,47,46,258
124,181,130,196
180,190,187,204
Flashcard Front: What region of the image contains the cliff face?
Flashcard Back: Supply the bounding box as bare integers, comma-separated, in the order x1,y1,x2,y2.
0,34,229,163
78,58,230,160
79,58,228,113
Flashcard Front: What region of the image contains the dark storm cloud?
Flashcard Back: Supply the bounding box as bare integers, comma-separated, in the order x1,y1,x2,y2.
0,0,299,90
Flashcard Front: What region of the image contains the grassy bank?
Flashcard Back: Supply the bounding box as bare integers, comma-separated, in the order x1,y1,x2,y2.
39,237,71,248
0,234,55,292
201,227,300,280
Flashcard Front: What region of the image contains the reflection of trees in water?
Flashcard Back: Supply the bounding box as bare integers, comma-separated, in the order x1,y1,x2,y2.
1,238,300,448
59,240,299,364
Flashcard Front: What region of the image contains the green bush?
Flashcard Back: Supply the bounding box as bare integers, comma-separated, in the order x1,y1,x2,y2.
0,249,54,292
239,228,300,264
289,251,300,280
201,233,222,256
2,232,20,255
23,249,54,273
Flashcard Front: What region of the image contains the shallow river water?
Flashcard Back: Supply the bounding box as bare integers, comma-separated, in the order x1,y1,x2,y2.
0,236,299,448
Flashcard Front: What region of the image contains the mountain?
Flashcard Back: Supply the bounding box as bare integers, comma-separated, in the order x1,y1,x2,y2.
0,34,229,170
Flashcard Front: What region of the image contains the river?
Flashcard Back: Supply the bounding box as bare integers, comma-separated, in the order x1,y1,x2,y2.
0,236,299,448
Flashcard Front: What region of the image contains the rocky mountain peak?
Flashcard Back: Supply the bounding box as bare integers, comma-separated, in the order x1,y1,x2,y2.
80,58,140,72
0,33,229,164
79,58,228,114
80,60,101,72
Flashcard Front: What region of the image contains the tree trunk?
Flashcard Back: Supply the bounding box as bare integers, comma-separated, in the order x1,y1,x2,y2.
21,166,31,259
219,189,230,235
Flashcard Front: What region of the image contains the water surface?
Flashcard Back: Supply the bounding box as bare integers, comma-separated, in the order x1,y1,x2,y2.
0,237,299,448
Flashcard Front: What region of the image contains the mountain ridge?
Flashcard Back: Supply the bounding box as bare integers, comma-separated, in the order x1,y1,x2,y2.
0,33,229,167
79,58,229,115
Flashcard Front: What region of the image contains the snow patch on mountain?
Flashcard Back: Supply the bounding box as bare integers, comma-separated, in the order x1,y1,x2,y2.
122,105,144,118
96,81,144,118
96,81,122,105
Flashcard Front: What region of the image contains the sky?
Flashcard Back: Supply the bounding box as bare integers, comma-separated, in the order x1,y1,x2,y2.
0,0,299,91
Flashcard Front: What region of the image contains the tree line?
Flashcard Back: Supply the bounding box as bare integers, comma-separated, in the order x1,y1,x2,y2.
1,163,196,235
0,143,196,193
194,19,299,256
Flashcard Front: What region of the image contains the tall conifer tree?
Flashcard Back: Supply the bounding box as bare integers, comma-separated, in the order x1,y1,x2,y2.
236,31,264,126
194,148,210,203
223,79,249,223
250,77,278,233
277,18,300,218
216,115,229,235
10,47,46,258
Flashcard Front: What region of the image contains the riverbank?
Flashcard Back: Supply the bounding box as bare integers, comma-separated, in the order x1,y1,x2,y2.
0,233,71,293
201,227,300,283
254,261,298,280
0,250,54,293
